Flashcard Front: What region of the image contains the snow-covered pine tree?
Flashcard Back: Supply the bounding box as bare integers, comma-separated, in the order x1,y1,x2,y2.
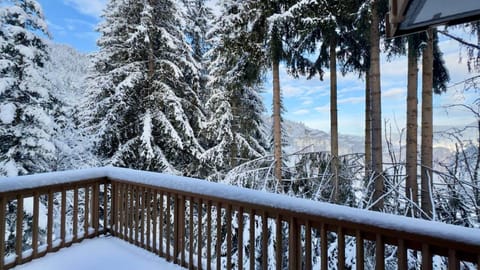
0,0,56,177
0,0,56,256
180,0,213,104
85,0,205,176
211,0,299,182
200,1,268,180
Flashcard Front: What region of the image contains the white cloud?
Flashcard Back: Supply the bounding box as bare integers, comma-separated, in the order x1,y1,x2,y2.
46,20,65,32
293,109,310,115
301,99,313,105
314,104,330,113
338,96,365,104
382,87,406,98
282,85,305,98
65,18,96,29
64,0,107,18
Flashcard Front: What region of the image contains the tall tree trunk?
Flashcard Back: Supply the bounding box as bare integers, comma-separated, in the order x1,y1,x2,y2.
421,29,434,218
370,0,384,211
330,37,339,203
406,38,419,215
475,119,480,223
365,72,372,173
272,58,282,182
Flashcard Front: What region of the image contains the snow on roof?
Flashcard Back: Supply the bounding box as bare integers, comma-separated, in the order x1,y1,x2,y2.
1,166,480,248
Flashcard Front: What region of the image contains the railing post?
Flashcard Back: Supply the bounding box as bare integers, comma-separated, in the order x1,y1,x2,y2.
103,181,108,234
375,234,384,270
166,193,171,261
217,202,223,270
206,201,212,270
188,197,194,268
152,190,158,254
321,223,327,270
94,182,100,235
180,196,185,266
448,249,459,270
16,194,23,265
140,187,145,248
288,217,298,270
159,192,164,257
305,220,311,270
338,227,345,270
422,244,432,270
32,192,39,258
238,207,244,270
84,186,90,236
117,183,122,238
111,182,116,235
73,187,78,242
248,208,254,270
397,239,407,270
261,211,267,270
146,189,151,251
0,196,5,270
356,231,365,270
61,189,66,248
197,199,203,270
47,190,53,252
275,214,282,270
128,185,134,243
135,186,140,246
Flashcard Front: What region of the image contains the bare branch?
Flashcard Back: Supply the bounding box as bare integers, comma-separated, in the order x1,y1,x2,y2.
438,30,480,50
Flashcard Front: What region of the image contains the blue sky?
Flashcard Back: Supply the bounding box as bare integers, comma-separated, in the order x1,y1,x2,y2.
38,0,479,136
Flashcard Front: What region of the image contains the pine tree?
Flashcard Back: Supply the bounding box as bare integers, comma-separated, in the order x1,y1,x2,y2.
0,0,56,177
271,0,367,201
181,0,213,104
0,0,56,256
202,2,268,180
214,0,298,183
85,0,205,176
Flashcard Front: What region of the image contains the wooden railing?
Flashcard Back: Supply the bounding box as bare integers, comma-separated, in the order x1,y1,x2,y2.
0,167,479,269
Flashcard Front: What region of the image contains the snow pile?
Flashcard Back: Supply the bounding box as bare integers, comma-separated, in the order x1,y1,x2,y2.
12,237,183,270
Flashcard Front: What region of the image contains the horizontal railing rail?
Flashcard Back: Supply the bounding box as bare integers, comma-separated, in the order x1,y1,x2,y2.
0,167,479,270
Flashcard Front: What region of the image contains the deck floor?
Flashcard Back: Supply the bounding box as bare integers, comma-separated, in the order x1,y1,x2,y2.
12,236,184,270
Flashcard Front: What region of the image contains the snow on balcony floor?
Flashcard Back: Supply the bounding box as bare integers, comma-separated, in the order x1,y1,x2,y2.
13,236,184,270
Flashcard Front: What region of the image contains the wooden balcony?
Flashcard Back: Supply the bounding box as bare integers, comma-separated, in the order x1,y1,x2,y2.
0,167,479,269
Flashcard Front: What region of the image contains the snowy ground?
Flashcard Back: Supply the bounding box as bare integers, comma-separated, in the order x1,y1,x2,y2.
13,236,184,270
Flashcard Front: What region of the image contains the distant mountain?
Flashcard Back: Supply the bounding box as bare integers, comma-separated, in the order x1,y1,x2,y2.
264,117,478,163
44,42,91,105
263,117,365,155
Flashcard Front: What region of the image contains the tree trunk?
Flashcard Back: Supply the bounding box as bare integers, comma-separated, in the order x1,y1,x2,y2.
272,58,282,182
406,38,419,215
421,29,434,219
330,37,339,203
475,119,480,223
365,72,372,173
370,0,384,211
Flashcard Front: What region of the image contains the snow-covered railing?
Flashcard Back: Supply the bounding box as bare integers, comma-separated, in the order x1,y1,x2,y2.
0,167,479,270
0,169,109,269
